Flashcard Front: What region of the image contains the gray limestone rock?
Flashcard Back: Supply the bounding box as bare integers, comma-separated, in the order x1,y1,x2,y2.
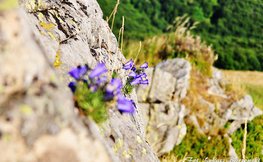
125,89,146,139
101,107,159,162
222,95,263,135
155,58,191,101
19,0,125,81
0,7,115,162
136,67,154,102
187,115,205,134
187,97,228,134
0,0,160,161
138,103,151,132
146,102,186,156
227,121,243,135
223,95,263,122
19,0,146,142
148,68,176,103
225,134,238,159
207,67,227,98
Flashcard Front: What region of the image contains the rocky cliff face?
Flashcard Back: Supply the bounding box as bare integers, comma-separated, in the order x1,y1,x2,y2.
136,58,263,157
1,0,262,161
0,0,159,161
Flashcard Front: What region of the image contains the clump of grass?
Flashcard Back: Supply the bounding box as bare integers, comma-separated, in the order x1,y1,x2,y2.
123,14,216,77
181,67,223,119
69,63,139,124
244,83,263,110
160,124,230,160
231,115,263,160
221,71,247,101
222,70,263,109
121,77,135,95
160,152,188,162
74,81,108,124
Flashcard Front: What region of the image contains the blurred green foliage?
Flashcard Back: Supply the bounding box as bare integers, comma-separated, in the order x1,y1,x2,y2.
97,0,263,71
231,115,263,160
75,82,107,124
121,77,135,95
163,124,229,159
244,83,263,110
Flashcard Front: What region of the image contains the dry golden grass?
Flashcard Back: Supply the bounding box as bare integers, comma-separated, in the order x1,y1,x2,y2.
222,70,263,109
160,152,188,162
220,70,248,101
123,14,216,67
222,70,263,86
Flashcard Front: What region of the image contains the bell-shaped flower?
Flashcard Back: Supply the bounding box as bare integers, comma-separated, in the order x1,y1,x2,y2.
130,77,142,85
90,63,108,79
117,94,135,113
68,66,87,80
96,76,108,85
128,72,137,78
140,79,149,85
138,73,147,78
104,91,114,101
90,85,98,92
131,66,136,71
140,62,148,68
104,78,123,100
68,82,78,93
123,59,134,70
106,78,122,93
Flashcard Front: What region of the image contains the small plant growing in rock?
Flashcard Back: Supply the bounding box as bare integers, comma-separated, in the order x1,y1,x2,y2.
122,59,149,95
68,60,149,124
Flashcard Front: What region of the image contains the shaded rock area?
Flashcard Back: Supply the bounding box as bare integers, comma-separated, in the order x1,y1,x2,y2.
0,0,159,161
0,7,114,162
223,95,263,134
1,0,262,160
155,59,191,102
136,59,190,156
136,58,262,157
207,67,227,98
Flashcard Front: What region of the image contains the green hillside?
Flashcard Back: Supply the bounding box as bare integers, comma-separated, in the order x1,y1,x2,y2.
97,0,263,71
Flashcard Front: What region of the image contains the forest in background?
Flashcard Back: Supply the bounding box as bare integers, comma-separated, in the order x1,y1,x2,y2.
97,0,263,71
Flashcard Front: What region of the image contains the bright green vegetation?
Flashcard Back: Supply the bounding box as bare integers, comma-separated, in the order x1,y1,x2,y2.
112,70,135,96
97,0,263,160
244,84,263,109
231,115,263,161
74,81,108,124
97,0,263,71
121,77,135,95
161,124,230,160
97,0,162,40
123,16,215,77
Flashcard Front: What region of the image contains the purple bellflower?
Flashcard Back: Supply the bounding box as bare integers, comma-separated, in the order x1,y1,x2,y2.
124,59,135,70
68,66,87,80
128,72,137,78
89,85,98,92
104,92,114,101
96,75,108,85
107,78,123,94
104,78,123,100
117,94,135,113
130,77,142,85
68,82,78,93
131,66,136,71
140,62,148,69
140,79,149,85
139,73,147,78
90,63,108,79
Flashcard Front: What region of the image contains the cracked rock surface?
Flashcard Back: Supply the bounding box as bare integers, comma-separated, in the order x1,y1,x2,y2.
136,59,262,157
0,0,159,161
